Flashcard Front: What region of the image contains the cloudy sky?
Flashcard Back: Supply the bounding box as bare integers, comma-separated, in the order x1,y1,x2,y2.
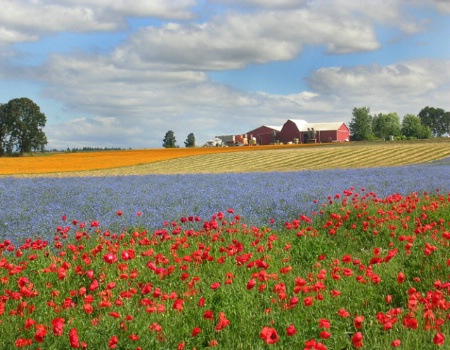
1,0,449,149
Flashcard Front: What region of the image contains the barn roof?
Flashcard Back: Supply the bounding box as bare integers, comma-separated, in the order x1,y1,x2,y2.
246,125,282,133
306,122,346,131
263,125,282,131
286,120,346,132
287,119,309,130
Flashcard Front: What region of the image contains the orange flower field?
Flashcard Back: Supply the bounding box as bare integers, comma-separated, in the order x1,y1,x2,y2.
0,145,317,176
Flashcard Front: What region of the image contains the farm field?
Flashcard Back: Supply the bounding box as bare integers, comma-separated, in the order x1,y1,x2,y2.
0,140,450,348
1,139,450,177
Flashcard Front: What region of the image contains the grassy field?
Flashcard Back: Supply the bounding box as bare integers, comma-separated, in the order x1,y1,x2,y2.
1,139,450,177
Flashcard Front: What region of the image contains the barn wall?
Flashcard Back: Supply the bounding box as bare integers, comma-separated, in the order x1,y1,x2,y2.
317,130,337,142
279,120,301,144
337,124,350,142
247,126,279,145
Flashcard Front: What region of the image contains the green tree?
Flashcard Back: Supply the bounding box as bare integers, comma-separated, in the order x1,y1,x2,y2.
0,103,11,156
184,133,195,148
372,112,401,140
401,114,432,139
418,106,449,137
349,107,373,141
162,130,177,148
2,98,47,156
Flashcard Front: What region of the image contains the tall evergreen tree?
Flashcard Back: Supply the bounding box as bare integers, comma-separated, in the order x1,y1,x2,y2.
184,133,195,148
162,130,177,148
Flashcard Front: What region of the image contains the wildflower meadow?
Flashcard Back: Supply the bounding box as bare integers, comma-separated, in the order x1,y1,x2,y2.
0,162,450,348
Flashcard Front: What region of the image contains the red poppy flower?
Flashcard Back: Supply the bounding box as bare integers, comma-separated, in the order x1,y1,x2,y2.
172,298,184,312
51,318,65,336
397,272,405,284
260,326,279,345
286,324,296,336
289,296,299,308
103,253,117,264
352,332,363,348
320,331,331,339
215,312,230,330
434,333,445,346
192,327,202,337
129,334,139,341
338,308,350,317
89,279,99,291
15,338,33,347
331,289,341,297
34,324,47,343
108,335,118,348
318,319,330,329
24,318,36,330
304,339,327,350
203,310,214,320
247,279,256,290
354,315,364,329
391,339,401,347
69,328,80,348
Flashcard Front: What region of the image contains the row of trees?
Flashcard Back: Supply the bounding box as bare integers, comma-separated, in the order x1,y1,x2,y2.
350,106,450,141
0,98,47,156
163,131,195,148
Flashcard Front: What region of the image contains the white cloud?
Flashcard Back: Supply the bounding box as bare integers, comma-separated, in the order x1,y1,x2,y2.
211,0,309,9
423,0,450,14
62,0,198,18
39,57,450,149
117,8,379,71
0,0,197,45
309,59,450,114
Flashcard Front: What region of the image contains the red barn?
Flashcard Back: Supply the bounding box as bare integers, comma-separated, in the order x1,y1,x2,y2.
279,119,349,144
246,125,282,145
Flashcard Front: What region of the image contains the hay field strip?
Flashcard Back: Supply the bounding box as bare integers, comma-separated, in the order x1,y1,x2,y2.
2,140,449,177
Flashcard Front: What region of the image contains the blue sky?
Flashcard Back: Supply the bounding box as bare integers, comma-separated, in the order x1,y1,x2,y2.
1,0,449,149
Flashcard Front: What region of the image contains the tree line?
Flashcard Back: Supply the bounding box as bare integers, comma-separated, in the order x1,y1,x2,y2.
0,98,47,156
349,106,450,141
162,130,195,148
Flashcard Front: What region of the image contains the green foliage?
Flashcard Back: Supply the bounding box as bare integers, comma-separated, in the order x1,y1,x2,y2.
401,114,432,139
372,112,401,140
349,107,373,141
162,130,177,148
418,106,450,137
0,97,47,156
184,132,196,148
